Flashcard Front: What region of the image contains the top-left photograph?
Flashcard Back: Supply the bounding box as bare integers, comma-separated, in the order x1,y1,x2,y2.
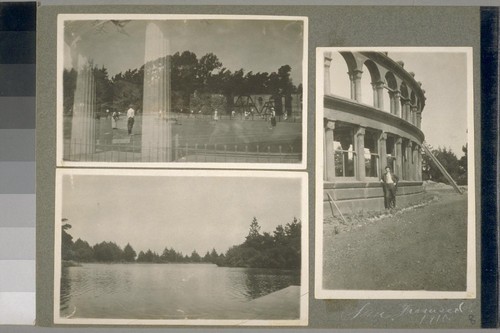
57,14,308,169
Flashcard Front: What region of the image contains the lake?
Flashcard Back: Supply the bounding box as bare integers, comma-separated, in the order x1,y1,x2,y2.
60,263,300,320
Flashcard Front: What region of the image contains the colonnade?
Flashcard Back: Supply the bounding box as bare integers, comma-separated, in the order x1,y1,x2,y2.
324,52,424,129
323,119,423,183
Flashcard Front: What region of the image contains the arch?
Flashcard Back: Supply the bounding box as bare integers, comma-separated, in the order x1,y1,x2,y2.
363,60,382,83
384,71,398,115
339,51,358,73
382,86,391,113
329,51,351,99
385,71,397,90
400,83,410,121
363,60,385,109
409,91,417,124
360,62,374,106
400,82,409,99
410,91,416,105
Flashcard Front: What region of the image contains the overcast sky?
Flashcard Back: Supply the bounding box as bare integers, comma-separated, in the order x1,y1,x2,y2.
64,18,304,85
328,50,470,157
61,173,303,256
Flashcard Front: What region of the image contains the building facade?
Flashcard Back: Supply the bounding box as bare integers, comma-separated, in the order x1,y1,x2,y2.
323,51,426,215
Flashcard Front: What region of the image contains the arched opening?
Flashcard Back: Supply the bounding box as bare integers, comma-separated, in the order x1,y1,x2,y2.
410,91,417,124
385,71,398,115
360,62,374,106
400,82,409,120
361,60,382,108
329,51,351,99
416,99,422,128
400,82,409,98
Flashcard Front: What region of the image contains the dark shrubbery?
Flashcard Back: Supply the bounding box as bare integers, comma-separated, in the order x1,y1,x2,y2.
422,145,468,185
217,217,301,269
61,216,301,270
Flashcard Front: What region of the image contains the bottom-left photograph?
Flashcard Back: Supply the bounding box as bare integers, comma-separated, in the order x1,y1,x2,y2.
53,168,308,326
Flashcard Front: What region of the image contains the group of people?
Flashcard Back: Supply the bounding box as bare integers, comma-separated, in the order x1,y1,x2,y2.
198,106,289,125
109,105,135,135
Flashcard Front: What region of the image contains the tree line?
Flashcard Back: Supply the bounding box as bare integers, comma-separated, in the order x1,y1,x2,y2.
222,217,301,269
64,50,301,116
422,144,467,185
61,216,301,270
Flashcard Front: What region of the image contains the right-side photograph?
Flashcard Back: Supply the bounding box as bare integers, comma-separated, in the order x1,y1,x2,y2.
315,47,476,299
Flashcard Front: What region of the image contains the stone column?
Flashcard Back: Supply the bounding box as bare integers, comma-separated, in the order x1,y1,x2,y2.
324,119,336,181
355,126,366,180
324,52,332,95
401,99,410,121
395,137,403,177
415,145,422,181
404,142,411,180
349,69,363,102
389,90,401,117
70,57,96,161
412,143,419,181
411,106,418,125
416,111,422,129
378,132,387,178
408,142,413,181
373,81,385,110
349,73,355,100
142,23,172,162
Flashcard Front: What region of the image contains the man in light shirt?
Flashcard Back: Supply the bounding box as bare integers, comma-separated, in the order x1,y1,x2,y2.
380,166,399,209
127,105,135,135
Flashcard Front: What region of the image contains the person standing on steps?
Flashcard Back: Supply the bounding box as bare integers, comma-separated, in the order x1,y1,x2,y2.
380,166,399,209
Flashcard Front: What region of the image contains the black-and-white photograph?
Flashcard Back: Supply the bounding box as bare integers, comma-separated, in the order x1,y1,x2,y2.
315,47,475,299
57,15,307,169
54,169,308,325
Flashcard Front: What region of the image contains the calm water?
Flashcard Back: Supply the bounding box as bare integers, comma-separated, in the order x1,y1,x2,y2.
60,263,300,320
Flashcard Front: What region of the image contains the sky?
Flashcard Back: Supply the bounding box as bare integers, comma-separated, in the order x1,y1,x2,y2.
63,18,304,85
328,50,470,157
60,173,303,256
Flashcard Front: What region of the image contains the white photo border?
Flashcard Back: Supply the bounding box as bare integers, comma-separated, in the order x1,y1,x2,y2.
314,46,476,299
56,14,308,170
53,168,309,325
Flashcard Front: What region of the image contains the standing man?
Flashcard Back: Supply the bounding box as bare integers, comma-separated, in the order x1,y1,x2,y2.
127,105,135,135
269,107,276,129
112,110,119,129
380,166,399,209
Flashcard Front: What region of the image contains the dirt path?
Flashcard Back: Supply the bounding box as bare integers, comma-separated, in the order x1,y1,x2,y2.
322,189,468,291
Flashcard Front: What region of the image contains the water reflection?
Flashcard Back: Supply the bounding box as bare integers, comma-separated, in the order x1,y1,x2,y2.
60,267,71,313
60,263,300,319
243,268,300,300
